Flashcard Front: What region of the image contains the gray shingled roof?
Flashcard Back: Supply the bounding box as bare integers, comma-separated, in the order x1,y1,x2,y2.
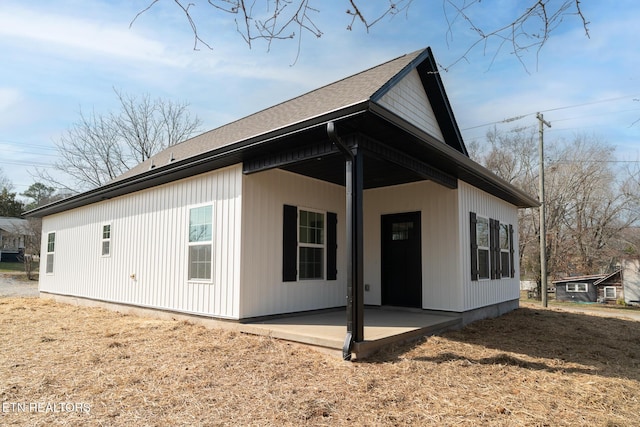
116,49,424,181
0,217,29,234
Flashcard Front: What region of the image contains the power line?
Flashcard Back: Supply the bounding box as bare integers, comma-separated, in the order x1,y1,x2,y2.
0,159,54,168
462,93,640,131
0,140,58,151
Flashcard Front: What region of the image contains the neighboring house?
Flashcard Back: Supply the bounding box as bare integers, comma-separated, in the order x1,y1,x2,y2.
554,270,623,304
27,47,538,354
554,259,640,305
0,217,28,261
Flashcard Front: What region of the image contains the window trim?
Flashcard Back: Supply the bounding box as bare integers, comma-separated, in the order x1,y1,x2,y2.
476,215,490,280
46,231,55,275
499,223,510,278
187,203,214,283
603,286,616,299
101,223,111,257
567,282,588,293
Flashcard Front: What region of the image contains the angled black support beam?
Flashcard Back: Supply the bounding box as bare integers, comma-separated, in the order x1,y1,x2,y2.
360,135,457,189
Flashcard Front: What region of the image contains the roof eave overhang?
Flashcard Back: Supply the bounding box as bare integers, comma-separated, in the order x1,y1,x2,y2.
27,95,538,218
368,102,539,209
25,101,372,218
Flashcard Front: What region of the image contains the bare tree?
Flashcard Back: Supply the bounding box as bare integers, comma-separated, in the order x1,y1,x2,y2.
132,1,589,68
557,137,640,272
442,0,590,70
37,90,202,192
19,218,42,280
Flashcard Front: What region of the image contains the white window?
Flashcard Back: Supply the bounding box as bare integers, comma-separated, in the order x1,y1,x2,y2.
604,286,616,299
298,209,325,280
567,283,588,292
188,205,213,281
46,232,55,274
101,224,111,257
476,216,490,280
499,223,510,278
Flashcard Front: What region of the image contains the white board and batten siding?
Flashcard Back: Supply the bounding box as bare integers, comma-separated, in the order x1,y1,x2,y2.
376,68,445,143
457,181,521,311
622,259,640,304
363,180,463,312
39,165,243,319
240,169,347,318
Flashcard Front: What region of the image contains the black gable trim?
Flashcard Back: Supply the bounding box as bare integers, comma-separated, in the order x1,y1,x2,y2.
369,47,467,157
417,49,467,156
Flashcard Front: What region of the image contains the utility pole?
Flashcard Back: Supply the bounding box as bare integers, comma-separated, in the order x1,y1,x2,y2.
537,112,551,308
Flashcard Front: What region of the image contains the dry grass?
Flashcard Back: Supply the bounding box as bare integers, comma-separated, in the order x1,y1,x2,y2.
1,298,639,426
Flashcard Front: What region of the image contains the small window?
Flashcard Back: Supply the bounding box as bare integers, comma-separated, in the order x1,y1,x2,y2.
299,209,325,280
102,224,111,256
46,232,55,274
476,217,490,279
188,205,213,281
567,283,588,292
604,286,616,299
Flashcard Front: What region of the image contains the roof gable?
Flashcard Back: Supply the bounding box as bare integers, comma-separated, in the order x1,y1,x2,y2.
375,68,445,142
594,269,622,286
118,47,465,181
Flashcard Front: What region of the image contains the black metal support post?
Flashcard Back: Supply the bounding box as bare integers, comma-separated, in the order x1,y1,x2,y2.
351,146,364,343
327,122,364,360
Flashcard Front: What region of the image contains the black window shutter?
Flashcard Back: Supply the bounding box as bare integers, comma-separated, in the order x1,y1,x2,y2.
489,219,496,280
494,219,501,279
326,212,337,280
509,224,515,278
282,205,297,282
470,212,478,281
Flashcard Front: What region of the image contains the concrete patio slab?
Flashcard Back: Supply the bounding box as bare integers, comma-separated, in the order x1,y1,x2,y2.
243,307,462,358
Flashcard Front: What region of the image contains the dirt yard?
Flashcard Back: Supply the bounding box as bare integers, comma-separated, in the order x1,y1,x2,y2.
1,298,639,426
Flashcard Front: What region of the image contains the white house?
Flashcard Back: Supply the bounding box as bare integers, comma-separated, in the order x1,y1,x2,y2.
0,217,29,261
28,47,538,357
619,259,640,305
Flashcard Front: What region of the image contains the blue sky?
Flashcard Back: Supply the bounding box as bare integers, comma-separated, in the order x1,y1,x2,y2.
1,0,639,194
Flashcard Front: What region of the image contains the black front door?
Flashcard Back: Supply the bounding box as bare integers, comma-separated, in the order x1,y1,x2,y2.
381,212,422,308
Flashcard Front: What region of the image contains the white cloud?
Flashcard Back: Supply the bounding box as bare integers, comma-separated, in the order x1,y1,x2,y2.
0,88,22,112
0,4,181,67
0,87,31,128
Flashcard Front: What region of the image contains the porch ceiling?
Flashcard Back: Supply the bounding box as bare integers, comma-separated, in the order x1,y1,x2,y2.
281,154,425,189
242,111,459,190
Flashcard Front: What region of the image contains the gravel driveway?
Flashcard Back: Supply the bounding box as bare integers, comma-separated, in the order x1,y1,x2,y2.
0,273,39,298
